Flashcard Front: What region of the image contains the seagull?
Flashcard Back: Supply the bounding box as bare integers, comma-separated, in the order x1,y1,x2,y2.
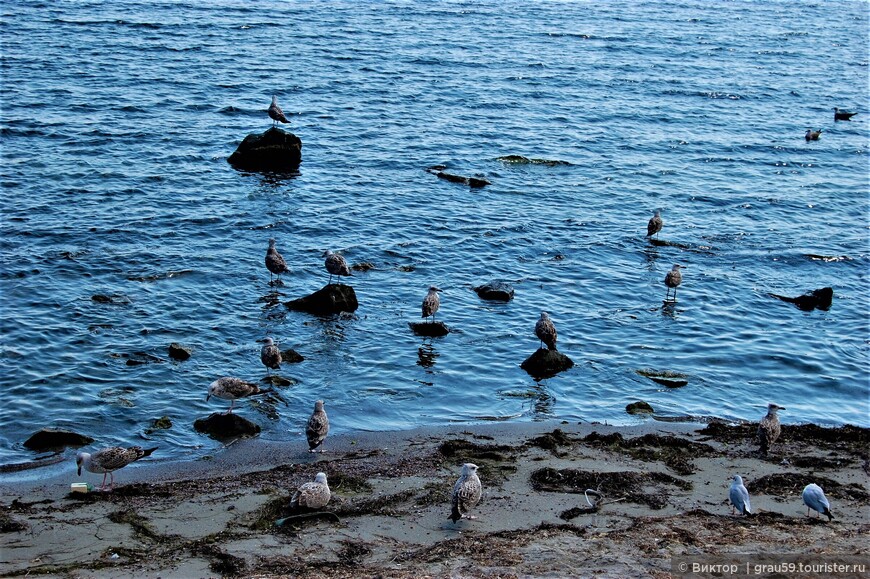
802,483,833,521
76,446,157,491
324,250,352,285
805,129,822,141
265,238,290,284
421,286,442,322
757,403,785,456
833,107,857,121
290,472,331,509
260,337,282,374
729,475,751,516
268,95,290,127
449,463,482,523
647,209,663,238
306,400,329,453
535,311,557,350
664,264,685,302
206,377,261,414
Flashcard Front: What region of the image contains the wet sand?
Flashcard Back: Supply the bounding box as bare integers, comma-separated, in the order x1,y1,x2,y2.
1,420,868,578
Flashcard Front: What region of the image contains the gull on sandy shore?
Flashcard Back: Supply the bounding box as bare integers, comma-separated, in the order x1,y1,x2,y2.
76,446,157,491
207,377,261,414
260,337,282,374
421,286,442,322
729,475,751,516
802,483,833,520
535,311,557,351
449,463,482,523
324,250,352,285
265,238,290,283
306,400,329,453
269,95,290,126
664,264,684,302
647,209,663,238
757,403,784,455
290,472,331,509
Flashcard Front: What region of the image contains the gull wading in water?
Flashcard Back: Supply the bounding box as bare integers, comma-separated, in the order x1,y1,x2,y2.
265,239,290,284
324,250,352,285
802,483,833,521
260,337,282,374
207,377,261,414
535,311,557,351
729,475,751,516
268,95,290,127
290,472,331,509
664,264,684,302
450,463,482,523
306,399,329,453
421,286,442,322
76,446,157,491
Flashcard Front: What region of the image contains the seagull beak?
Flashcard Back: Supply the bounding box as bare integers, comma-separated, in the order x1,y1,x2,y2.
206,393,211,402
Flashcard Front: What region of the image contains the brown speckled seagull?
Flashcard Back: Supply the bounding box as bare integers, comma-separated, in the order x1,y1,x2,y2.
757,403,785,455
805,129,822,141
260,337,282,374
76,446,157,491
290,472,331,509
449,463,482,523
421,286,442,322
306,400,329,453
269,95,290,127
324,250,352,285
535,311,557,351
664,264,685,302
265,238,290,284
647,209,663,238
207,377,261,414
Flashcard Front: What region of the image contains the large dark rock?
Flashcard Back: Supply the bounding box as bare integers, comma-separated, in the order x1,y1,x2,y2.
473,280,515,302
769,287,833,311
521,348,574,379
409,321,450,337
281,348,304,364
194,413,261,440
23,428,94,452
626,401,654,415
168,342,193,361
228,127,301,172
285,284,358,315
425,165,490,188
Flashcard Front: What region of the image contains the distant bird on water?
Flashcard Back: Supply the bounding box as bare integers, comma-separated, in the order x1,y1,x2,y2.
421,286,442,322
207,377,261,414
535,311,557,350
664,264,685,302
802,483,833,521
729,475,751,516
324,250,352,285
647,209,663,239
265,238,290,284
757,403,785,455
306,399,329,453
268,95,290,126
260,337,282,374
805,129,822,141
449,463,482,523
290,472,331,509
833,107,857,121
77,446,157,491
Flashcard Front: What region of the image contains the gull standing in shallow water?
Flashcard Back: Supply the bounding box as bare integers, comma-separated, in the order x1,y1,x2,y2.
324,250,352,285
306,400,329,453
290,472,331,509
664,264,684,302
76,446,157,491
535,312,557,350
265,239,290,284
802,483,833,520
268,95,290,127
729,475,751,516
450,463,482,523
207,377,261,414
260,337,282,374
647,209,663,239
757,403,785,455
421,286,442,322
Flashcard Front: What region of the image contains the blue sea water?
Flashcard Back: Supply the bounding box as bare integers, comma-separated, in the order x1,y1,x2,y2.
1,0,868,466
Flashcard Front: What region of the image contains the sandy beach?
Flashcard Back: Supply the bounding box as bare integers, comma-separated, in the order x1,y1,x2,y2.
1,420,868,578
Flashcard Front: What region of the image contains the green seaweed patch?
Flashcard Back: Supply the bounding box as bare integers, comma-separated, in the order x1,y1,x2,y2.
0,511,27,533
530,467,691,510
583,431,714,475
332,488,417,518
107,509,169,542
328,472,375,494
337,539,373,566
525,428,575,452
194,544,247,576
747,473,870,503
438,439,516,463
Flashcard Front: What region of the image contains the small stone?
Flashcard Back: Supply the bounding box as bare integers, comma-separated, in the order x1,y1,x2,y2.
168,343,193,361
626,401,654,415
194,413,261,440
473,281,515,302
521,348,574,379
280,349,304,364
409,321,450,337
285,284,358,315
23,428,94,452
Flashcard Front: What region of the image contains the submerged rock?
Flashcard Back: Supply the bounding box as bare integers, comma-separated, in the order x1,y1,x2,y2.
495,155,571,167
228,127,301,173
193,413,261,440
409,321,450,337
521,348,574,379
425,166,490,188
23,428,94,452
281,348,304,364
473,280,515,302
168,342,193,361
626,401,654,415
285,284,358,315
636,369,689,388
769,287,833,311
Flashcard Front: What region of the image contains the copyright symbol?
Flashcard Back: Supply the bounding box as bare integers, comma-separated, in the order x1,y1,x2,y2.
679,562,688,572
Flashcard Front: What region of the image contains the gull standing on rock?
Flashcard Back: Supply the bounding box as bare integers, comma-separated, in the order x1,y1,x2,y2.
757,403,784,456
324,250,352,285
664,264,684,302
422,286,442,323
729,475,751,516
647,209,663,239
290,472,331,509
535,312,557,350
450,463,482,523
265,239,290,284
268,95,290,127
802,483,833,520
260,337,282,374
76,446,157,491
306,400,329,453
207,377,261,414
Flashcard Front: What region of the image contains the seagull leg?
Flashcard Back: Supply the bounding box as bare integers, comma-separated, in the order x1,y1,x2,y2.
101,473,108,491
109,472,115,492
